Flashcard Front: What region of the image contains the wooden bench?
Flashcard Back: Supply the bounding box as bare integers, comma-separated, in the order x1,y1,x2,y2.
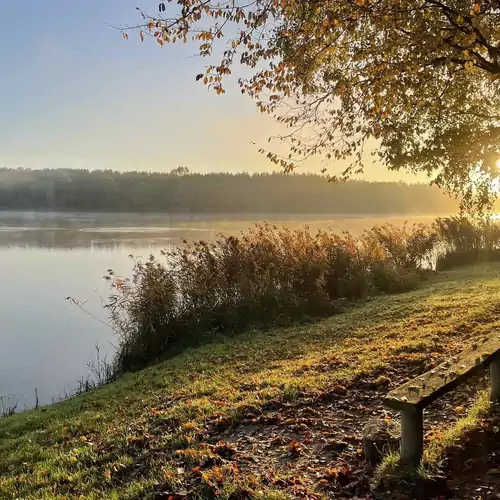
383,334,500,466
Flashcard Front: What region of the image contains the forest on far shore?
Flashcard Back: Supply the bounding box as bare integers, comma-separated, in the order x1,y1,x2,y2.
0,167,461,214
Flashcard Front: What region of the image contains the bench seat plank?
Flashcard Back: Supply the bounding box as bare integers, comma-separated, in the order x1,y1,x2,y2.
384,335,500,411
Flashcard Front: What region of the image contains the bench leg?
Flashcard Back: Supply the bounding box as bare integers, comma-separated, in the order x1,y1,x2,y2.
400,407,423,466
491,358,500,403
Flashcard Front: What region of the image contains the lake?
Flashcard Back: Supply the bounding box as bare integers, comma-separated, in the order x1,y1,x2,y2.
0,211,440,410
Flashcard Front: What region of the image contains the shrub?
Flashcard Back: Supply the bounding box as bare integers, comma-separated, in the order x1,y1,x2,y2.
435,216,483,253
435,216,500,270
362,223,439,269
436,248,500,271
107,259,180,371
370,263,421,294
107,223,435,374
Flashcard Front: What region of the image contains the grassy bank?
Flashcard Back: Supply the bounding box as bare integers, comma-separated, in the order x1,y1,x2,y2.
107,216,500,375
1,264,500,499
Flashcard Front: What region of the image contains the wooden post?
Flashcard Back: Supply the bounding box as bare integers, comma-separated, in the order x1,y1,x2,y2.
491,358,500,403
400,407,423,466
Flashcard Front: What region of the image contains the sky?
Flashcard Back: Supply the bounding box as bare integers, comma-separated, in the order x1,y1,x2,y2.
0,1,420,182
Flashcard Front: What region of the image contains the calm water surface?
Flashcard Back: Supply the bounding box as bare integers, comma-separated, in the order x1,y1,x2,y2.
0,211,439,409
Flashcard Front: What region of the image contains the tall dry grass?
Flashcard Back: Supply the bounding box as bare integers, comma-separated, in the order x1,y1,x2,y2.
105,216,500,374
435,216,500,270
107,222,437,373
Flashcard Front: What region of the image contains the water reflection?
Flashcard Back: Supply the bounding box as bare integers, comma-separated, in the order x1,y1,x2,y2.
0,212,219,249
0,228,216,250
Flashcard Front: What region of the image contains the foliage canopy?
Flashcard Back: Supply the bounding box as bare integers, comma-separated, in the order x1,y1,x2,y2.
127,0,500,209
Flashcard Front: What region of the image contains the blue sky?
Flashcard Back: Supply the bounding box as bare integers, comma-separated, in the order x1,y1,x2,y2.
0,1,416,180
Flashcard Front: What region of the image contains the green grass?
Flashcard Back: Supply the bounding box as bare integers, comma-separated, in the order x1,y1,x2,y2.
2,264,500,499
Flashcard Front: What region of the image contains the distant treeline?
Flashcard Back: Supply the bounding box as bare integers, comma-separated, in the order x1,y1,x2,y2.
0,168,459,214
